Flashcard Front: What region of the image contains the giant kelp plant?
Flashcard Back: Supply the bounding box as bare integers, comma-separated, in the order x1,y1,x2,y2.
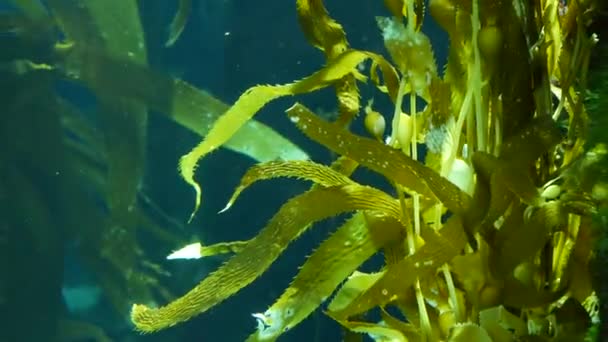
130,0,608,341
1,0,308,341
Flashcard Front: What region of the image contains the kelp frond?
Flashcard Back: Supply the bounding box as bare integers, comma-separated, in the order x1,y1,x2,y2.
178,49,398,221
131,0,606,340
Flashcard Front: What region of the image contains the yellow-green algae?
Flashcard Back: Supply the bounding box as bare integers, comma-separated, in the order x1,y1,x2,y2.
129,0,606,341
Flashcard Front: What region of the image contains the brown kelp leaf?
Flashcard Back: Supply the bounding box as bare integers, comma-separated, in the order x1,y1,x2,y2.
247,211,403,341
286,103,472,215
296,0,362,125
221,160,355,212
473,117,562,232
178,49,396,220
165,0,191,47
131,184,401,332
296,0,348,58
496,201,564,275
330,216,466,318
503,118,558,179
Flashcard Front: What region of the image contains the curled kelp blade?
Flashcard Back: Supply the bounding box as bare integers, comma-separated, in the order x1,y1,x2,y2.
296,0,368,125
221,160,355,212
286,103,472,216
131,184,401,332
165,0,191,47
296,0,348,57
247,211,403,341
329,216,466,319
56,46,308,165
496,201,564,276
179,49,398,220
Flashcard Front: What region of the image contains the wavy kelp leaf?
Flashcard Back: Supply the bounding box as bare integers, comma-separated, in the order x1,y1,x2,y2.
334,320,407,342
379,308,422,341
472,117,563,234
247,211,403,341
499,115,563,165
49,0,148,244
286,103,472,215
296,0,362,125
479,305,527,341
451,242,492,308
496,201,564,275
222,160,355,212
58,47,308,163
296,0,348,58
165,0,191,47
131,184,401,332
179,49,397,219
447,323,492,342
328,271,385,313
331,216,466,318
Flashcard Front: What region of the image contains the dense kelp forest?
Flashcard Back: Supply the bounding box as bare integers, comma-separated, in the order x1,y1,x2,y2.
2,0,608,341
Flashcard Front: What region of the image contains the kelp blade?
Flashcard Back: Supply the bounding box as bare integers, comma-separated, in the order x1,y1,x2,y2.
222,160,354,212
131,184,401,332
247,211,403,341
286,103,472,216
165,0,191,47
178,49,396,219
58,46,308,164
330,216,466,319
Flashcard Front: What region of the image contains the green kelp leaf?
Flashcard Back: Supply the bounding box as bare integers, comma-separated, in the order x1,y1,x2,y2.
296,0,348,58
131,184,402,332
296,0,364,125
58,48,309,164
327,271,420,341
479,305,527,342
247,211,403,341
49,0,148,264
447,323,492,342
222,160,355,212
451,239,503,310
328,271,385,313
165,0,191,47
179,49,397,220
286,103,472,216
336,321,407,342
379,308,422,341
331,216,466,319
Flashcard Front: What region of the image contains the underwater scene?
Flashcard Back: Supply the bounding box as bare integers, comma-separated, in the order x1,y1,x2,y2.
2,0,608,341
